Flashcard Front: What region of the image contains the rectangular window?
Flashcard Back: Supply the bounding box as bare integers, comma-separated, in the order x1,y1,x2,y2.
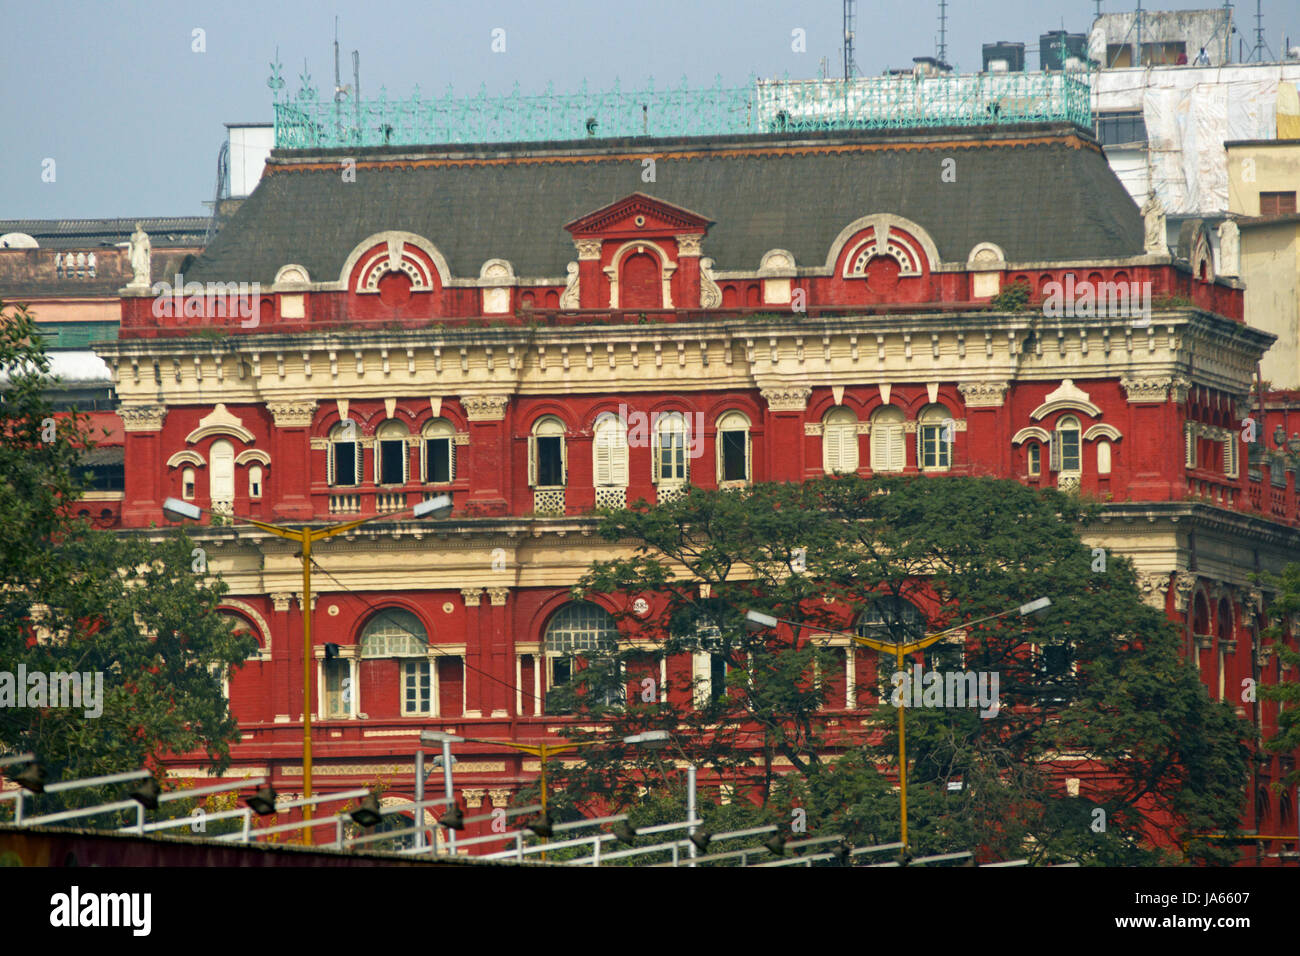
720,430,747,482
437,656,463,718
1224,435,1239,478
323,659,349,718
658,430,686,482
536,436,564,486
402,660,431,715
1094,110,1147,146
379,440,406,485
1186,425,1197,468
920,424,951,469
1028,444,1041,476
332,442,358,486
1261,191,1298,217
710,653,729,704
1061,433,1081,472
425,438,453,483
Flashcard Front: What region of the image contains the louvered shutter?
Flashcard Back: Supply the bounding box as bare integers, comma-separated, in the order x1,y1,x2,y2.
449,440,457,481
1050,432,1062,472
614,433,629,485
595,433,612,485
651,429,661,484
327,442,336,485
528,435,538,486
825,423,842,473
743,429,751,481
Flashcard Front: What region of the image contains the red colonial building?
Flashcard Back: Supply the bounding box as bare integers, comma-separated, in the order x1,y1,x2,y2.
92,115,1298,856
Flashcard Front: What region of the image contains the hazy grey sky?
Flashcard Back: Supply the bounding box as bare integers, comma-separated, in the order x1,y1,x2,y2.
3,0,1295,219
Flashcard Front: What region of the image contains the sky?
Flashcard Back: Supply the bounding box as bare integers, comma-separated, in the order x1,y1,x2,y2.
2,0,1296,220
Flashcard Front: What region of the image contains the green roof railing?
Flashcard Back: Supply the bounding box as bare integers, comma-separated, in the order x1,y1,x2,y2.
270,67,1095,150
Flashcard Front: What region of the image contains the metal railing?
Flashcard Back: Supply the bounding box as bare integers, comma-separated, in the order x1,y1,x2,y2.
274,70,1094,150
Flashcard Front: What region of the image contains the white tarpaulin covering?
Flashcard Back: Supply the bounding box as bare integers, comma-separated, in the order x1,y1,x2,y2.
1095,64,1300,214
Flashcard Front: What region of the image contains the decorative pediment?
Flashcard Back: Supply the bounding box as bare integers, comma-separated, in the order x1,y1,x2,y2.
186,403,255,444
564,192,713,240
1030,380,1102,420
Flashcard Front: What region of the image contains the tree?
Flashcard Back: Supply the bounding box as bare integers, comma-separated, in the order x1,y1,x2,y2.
1260,562,1300,792
0,302,255,815
539,474,1249,865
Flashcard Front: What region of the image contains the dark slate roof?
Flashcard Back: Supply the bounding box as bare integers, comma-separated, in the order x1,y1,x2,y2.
0,217,209,250
187,124,1143,284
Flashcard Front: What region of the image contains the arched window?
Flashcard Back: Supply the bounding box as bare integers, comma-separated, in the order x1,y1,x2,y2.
917,404,953,471
822,407,859,474
182,467,196,500
1051,416,1082,473
1097,440,1112,475
870,406,905,472
654,411,690,485
593,414,629,487
422,419,455,484
716,411,751,484
360,608,430,716
857,597,926,644
375,421,409,486
248,465,263,499
529,416,567,488
210,440,235,514
359,608,428,657
329,421,361,487
544,602,618,699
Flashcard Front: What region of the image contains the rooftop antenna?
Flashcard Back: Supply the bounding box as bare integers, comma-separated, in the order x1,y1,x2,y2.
843,0,857,80
937,0,948,67
1250,0,1274,61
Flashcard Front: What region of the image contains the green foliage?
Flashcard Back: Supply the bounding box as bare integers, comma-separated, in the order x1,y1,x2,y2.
1260,563,1300,790
542,474,1249,865
0,302,255,816
990,280,1031,312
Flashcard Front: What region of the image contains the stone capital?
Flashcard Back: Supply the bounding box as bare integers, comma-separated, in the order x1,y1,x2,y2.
1136,572,1170,609
759,385,812,412
957,381,1009,408
488,788,511,807
460,395,510,422
486,586,509,607
267,400,317,429
460,587,484,606
675,234,703,256
1121,377,1174,404
295,592,318,612
270,592,294,612
1172,573,1196,613
575,238,602,261
119,403,167,432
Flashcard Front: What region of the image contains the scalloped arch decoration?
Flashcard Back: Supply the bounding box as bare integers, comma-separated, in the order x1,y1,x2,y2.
825,213,941,274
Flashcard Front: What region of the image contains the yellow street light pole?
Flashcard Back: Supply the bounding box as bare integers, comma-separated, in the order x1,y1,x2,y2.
163,495,452,844
747,597,1049,859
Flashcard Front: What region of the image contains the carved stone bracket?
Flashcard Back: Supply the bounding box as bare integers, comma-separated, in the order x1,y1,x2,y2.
804,422,824,436
1172,573,1196,613
1121,378,1177,404
760,385,812,412
267,401,317,428
957,381,1009,408
460,395,510,421
119,403,167,432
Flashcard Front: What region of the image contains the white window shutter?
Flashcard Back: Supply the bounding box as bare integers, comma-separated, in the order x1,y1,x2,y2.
716,434,725,483
692,652,711,708
327,443,336,485
1050,432,1062,472
560,436,568,486
916,425,925,469
824,425,840,473
528,436,538,486
651,431,661,484
743,429,751,481
615,435,629,485
402,442,409,485
449,441,457,481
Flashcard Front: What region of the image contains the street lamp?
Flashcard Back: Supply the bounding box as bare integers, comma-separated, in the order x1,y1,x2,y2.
163,492,454,840
744,596,1051,857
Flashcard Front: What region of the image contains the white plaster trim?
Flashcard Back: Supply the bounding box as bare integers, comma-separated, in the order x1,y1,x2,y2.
1012,426,1052,445
235,448,272,466
1083,424,1122,442
220,599,273,656
1030,380,1102,420
186,403,255,444
338,230,453,289
166,450,206,468
824,213,941,272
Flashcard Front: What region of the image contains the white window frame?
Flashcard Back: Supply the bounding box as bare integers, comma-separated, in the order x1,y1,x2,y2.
870,406,906,472
248,465,263,499
401,658,433,716
715,411,751,485
653,411,690,486
182,467,196,500
1027,443,1041,477
375,421,410,486
917,404,953,472
422,419,456,484
328,422,363,487
318,652,359,720
1096,440,1112,475
529,416,568,488
822,407,859,474
1051,416,1082,473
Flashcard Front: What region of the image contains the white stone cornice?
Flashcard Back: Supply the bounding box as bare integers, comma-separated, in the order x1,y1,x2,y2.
1121,377,1176,404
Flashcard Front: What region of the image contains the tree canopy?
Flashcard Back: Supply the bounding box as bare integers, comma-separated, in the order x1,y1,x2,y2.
0,302,255,813
535,474,1249,865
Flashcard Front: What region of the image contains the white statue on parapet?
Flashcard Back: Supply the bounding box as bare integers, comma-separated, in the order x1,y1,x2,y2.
128,222,151,288
1141,195,1168,255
